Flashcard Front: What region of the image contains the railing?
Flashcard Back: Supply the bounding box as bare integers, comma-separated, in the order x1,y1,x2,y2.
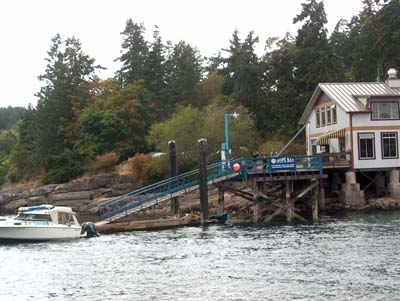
98,159,242,221
240,155,323,181
319,152,351,168
98,155,323,221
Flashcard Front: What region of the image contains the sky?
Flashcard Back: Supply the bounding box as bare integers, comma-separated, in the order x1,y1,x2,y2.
0,0,364,108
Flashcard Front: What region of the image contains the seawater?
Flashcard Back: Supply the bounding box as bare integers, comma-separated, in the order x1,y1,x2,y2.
1,212,400,301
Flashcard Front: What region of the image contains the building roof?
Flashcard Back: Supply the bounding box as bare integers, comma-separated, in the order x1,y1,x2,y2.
298,82,400,125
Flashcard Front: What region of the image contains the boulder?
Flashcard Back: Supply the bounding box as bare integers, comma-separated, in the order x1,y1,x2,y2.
5,198,29,212
48,191,91,202
89,173,117,190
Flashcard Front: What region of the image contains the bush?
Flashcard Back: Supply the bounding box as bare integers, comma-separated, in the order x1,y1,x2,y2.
91,152,119,174
44,149,84,184
128,153,169,186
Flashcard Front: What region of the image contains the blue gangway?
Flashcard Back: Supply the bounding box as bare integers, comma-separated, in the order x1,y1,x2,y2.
98,155,323,222
98,159,242,222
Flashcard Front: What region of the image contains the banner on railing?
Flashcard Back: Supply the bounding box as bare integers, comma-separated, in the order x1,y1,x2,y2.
270,157,296,170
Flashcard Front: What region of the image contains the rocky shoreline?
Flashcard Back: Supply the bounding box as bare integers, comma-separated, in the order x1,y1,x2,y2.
0,173,137,217
1,172,400,221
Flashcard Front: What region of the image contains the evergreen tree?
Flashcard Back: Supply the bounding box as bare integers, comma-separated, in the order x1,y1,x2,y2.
164,41,203,109
143,26,168,116
222,30,264,129
117,20,149,85
36,34,101,183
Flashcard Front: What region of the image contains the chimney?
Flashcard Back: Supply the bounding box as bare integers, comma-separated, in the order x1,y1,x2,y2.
387,68,400,88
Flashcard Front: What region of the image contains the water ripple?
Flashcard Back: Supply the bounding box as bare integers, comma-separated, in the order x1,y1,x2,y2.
1,212,400,300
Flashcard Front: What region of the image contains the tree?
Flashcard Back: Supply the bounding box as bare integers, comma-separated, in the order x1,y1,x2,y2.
0,129,17,186
0,106,28,130
164,41,203,109
147,100,258,170
117,20,149,85
75,107,124,161
222,30,264,129
35,34,102,181
143,26,168,117
374,0,400,72
7,108,40,182
293,0,340,92
262,36,300,134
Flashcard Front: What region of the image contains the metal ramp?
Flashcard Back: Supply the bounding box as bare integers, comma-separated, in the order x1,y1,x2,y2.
97,160,241,223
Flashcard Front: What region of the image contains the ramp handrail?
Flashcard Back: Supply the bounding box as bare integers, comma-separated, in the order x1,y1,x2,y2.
97,155,323,221
98,159,241,221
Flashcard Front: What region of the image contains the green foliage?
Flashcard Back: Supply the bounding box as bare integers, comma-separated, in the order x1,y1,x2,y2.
117,20,149,84
7,108,40,182
0,107,28,130
75,107,125,160
147,99,258,170
0,129,17,186
6,3,400,186
43,149,83,184
164,41,203,109
36,34,102,180
147,105,203,156
222,30,264,129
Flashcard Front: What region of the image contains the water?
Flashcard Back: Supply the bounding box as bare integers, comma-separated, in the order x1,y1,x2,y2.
1,212,400,301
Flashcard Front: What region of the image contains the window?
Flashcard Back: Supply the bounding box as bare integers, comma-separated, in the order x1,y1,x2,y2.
358,133,375,159
371,102,399,120
326,107,331,125
315,109,320,128
381,132,398,159
332,105,337,124
321,107,326,127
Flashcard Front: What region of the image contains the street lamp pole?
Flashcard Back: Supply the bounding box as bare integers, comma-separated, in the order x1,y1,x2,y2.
224,112,239,165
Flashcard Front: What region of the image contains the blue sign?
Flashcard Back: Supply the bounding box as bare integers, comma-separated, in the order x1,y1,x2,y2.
270,156,296,170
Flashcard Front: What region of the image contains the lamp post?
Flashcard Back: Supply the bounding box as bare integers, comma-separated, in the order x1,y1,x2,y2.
224,112,239,166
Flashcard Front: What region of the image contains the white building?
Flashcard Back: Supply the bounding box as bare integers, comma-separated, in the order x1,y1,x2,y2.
299,69,400,171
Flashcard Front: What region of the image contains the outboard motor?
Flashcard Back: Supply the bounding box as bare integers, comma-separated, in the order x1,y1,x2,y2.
81,222,100,238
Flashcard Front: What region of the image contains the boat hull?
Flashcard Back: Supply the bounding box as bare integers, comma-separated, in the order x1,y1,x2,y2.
0,224,81,241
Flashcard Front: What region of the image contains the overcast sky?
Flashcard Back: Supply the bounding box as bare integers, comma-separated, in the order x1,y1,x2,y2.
0,0,364,108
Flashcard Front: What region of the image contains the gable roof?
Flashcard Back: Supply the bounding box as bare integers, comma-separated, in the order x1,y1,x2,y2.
298,82,400,125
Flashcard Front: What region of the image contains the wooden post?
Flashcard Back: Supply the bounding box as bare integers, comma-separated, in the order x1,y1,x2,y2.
198,139,208,223
218,185,224,215
318,183,325,210
286,180,293,222
169,140,179,215
312,182,319,223
253,182,263,223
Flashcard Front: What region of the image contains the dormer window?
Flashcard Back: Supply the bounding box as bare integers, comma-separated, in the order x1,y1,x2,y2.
371,102,399,120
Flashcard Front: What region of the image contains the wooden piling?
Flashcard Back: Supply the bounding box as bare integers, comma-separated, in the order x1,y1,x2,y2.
168,140,179,215
318,184,325,210
312,181,319,223
198,139,208,223
218,185,224,215
285,180,293,222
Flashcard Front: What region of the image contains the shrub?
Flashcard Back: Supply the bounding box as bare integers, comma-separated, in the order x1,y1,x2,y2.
91,152,119,174
44,149,84,184
128,153,169,186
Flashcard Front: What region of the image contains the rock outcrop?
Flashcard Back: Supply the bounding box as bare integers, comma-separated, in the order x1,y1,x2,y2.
0,173,137,216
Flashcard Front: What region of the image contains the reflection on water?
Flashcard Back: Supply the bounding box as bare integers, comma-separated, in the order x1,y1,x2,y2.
1,212,400,300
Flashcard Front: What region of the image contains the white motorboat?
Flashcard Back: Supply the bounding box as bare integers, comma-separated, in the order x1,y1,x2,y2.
0,204,82,241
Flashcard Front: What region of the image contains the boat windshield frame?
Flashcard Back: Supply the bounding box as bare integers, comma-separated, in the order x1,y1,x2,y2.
14,212,52,222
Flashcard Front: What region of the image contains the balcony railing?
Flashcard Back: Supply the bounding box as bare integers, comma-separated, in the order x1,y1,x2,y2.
319,152,351,169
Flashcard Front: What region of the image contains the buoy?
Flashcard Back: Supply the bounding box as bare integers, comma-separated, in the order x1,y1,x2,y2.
233,163,241,172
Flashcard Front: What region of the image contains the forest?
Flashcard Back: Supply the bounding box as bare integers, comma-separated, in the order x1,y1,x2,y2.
0,0,399,187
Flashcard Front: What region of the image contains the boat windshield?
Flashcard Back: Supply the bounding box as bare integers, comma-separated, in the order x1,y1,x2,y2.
15,213,52,222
